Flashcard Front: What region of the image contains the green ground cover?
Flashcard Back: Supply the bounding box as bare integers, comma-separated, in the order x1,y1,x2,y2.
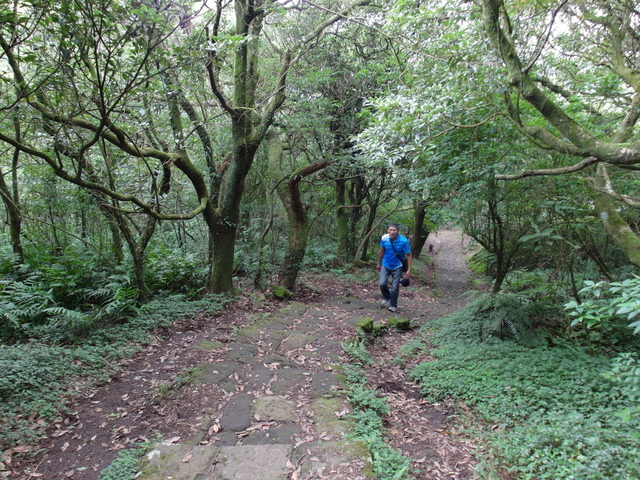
407,295,640,480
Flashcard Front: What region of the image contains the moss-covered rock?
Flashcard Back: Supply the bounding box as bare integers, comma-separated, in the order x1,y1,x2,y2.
356,317,374,333
271,285,293,300
387,318,411,331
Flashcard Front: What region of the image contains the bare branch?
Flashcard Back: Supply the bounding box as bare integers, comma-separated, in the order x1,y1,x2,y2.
496,156,601,180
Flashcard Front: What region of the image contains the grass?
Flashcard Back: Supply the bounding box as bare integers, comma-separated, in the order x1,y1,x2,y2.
341,341,412,480
98,441,152,480
406,296,640,480
0,294,230,449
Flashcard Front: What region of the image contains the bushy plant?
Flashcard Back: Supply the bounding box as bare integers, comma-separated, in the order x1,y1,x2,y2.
0,275,92,341
0,294,229,448
408,303,640,480
342,338,373,365
303,242,340,269
502,269,567,303
0,234,17,276
437,292,557,346
145,245,208,296
99,442,151,480
565,277,640,335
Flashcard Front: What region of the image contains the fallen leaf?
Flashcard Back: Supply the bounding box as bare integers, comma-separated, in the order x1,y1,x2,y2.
181,453,192,463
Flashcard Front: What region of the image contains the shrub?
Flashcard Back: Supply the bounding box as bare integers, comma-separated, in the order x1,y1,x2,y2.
0,294,229,448
145,246,208,296
408,301,640,480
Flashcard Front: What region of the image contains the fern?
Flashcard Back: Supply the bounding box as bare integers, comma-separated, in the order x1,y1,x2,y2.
0,278,57,325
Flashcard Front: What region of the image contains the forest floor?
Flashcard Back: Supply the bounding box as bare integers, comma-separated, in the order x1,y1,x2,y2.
9,229,479,480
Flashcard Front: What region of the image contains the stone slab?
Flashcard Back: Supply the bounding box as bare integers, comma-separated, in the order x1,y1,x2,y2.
226,342,259,363
243,365,274,392
280,334,317,351
138,443,218,480
191,361,241,386
253,396,296,421
240,425,302,445
221,393,254,432
269,368,309,396
215,444,292,480
310,371,340,395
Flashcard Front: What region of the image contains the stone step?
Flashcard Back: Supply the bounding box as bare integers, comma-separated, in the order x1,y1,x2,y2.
139,443,292,480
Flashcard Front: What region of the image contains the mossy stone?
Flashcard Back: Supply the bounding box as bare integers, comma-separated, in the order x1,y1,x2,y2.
272,285,293,300
356,318,374,333
387,317,411,331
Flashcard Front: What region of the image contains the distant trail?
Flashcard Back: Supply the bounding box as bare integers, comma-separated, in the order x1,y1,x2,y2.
363,228,479,480
426,228,476,312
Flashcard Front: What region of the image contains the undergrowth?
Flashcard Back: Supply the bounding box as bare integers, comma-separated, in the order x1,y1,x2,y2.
0,294,229,449
407,294,640,480
98,441,152,480
342,340,412,480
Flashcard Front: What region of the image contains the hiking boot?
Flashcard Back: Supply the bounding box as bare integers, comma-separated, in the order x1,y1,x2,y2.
388,306,397,312
381,298,390,307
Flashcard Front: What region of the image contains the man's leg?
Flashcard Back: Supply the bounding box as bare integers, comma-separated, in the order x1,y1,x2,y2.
389,268,403,309
379,266,391,304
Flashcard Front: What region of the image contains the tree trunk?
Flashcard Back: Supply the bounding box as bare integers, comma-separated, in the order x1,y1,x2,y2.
268,131,330,290
594,164,640,267
0,168,23,263
208,137,259,292
411,202,430,259
0,115,24,263
336,178,348,262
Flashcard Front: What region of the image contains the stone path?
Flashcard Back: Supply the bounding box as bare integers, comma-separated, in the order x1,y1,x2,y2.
137,230,474,480
138,300,380,480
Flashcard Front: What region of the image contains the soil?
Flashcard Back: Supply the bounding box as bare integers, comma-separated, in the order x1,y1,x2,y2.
5,229,478,480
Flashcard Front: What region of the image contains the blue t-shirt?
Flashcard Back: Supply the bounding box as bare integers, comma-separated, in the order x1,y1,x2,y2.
380,234,411,269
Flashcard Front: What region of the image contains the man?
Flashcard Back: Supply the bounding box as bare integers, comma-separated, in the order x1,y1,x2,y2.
377,222,412,312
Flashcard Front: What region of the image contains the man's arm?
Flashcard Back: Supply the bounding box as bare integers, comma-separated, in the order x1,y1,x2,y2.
405,252,412,277
377,247,384,271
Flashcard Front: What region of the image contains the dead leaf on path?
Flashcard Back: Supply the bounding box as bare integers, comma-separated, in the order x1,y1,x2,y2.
166,436,181,444
9,444,33,454
291,466,302,480
181,453,192,463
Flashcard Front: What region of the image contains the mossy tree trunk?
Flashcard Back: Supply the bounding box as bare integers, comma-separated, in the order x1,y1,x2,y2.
411,202,430,259
268,131,331,290
481,0,640,267
594,164,640,267
0,153,23,264
335,178,349,262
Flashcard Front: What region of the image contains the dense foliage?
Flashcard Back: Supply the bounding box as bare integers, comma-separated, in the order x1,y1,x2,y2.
2,0,640,477
407,294,640,480
0,294,227,448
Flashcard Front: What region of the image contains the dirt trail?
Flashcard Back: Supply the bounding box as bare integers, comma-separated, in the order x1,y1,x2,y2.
365,229,478,479
11,229,477,480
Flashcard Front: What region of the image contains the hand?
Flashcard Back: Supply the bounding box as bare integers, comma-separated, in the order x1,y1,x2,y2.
376,263,381,271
